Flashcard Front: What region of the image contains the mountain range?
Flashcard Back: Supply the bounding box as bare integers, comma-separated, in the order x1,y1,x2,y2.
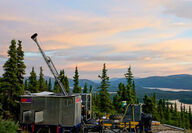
26,74,192,104
41,74,192,91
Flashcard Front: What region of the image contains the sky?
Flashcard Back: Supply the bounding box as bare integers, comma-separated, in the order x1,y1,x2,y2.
1,0,192,80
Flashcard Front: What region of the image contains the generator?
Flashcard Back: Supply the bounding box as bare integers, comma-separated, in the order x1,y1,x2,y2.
20,92,81,127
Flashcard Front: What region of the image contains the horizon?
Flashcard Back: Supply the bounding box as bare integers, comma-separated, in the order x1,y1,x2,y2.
1,0,192,80
16,73,192,81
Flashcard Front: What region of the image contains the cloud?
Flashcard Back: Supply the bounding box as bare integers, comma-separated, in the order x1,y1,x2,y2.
164,0,192,20
1,0,192,79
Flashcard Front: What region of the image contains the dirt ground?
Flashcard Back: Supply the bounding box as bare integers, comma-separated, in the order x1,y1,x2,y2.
152,125,185,133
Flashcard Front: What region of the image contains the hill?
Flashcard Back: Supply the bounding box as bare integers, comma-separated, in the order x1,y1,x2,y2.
110,74,192,90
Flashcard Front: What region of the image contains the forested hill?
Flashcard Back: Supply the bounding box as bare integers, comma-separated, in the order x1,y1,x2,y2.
37,74,192,90
110,74,192,90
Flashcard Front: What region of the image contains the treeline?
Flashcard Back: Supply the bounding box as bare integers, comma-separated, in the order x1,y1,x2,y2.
24,66,93,94
142,94,192,129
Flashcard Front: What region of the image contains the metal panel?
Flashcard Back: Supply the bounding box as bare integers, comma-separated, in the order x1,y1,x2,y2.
74,96,81,125
23,111,33,124
35,111,44,123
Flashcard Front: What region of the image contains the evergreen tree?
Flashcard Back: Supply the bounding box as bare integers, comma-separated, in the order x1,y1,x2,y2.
73,67,81,93
16,40,26,85
89,85,93,93
28,67,38,93
142,94,153,114
189,106,192,129
24,79,28,91
83,82,88,93
174,102,179,126
60,70,70,93
124,66,136,103
63,71,70,93
98,63,113,113
1,40,23,119
152,93,158,120
48,77,52,91
38,67,47,91
53,70,70,93
157,99,165,122
53,79,60,93
113,94,122,113
165,100,170,122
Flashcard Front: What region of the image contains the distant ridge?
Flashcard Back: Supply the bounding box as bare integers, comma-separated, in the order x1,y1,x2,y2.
24,74,192,90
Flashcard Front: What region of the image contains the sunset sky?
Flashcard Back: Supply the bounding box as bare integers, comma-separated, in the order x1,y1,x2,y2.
1,0,192,80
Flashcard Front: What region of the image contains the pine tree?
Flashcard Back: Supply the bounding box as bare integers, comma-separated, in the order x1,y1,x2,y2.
174,102,179,126
73,66,81,93
165,100,170,122
28,67,38,93
53,79,60,93
152,93,158,120
24,79,28,91
157,99,165,122
1,40,23,119
38,67,47,91
89,85,93,93
63,71,70,93
83,82,88,93
48,77,52,91
98,63,113,113
16,40,26,85
113,95,122,113
53,70,70,93
124,66,136,103
60,70,70,93
142,94,153,114
189,106,192,129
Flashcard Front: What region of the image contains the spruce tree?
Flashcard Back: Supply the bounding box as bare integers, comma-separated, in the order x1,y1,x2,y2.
63,71,70,93
152,93,158,120
189,106,192,129
16,40,26,85
142,94,153,114
165,100,170,122
24,79,28,91
124,66,136,103
157,99,165,122
1,40,23,119
28,67,38,93
83,82,88,93
53,79,60,93
38,67,47,91
73,66,81,93
53,70,70,93
48,77,52,91
89,85,93,93
98,63,113,113
174,102,179,126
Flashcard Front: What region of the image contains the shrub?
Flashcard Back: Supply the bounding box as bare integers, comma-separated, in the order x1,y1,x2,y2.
0,117,18,133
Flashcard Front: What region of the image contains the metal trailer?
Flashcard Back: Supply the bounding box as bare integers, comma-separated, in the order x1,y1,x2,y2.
100,104,142,133
20,93,82,132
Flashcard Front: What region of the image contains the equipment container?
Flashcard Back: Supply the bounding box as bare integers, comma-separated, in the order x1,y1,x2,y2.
20,92,81,127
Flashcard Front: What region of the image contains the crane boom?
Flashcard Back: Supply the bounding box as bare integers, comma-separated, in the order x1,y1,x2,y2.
31,33,68,96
